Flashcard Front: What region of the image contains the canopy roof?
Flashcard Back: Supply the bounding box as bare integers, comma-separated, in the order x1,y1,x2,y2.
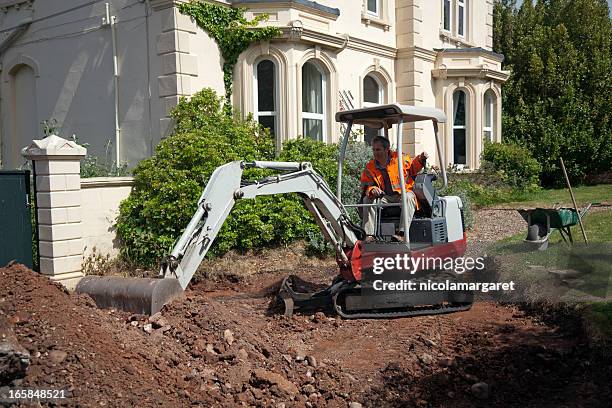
335,104,446,128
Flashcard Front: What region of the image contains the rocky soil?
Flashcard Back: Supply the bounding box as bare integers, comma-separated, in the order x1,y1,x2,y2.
1,209,611,407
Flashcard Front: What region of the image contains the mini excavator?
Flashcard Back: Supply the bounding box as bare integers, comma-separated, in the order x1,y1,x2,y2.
77,104,473,318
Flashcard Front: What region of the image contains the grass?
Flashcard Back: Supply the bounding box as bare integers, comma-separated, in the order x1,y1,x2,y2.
488,208,612,350
496,184,612,209
483,181,611,349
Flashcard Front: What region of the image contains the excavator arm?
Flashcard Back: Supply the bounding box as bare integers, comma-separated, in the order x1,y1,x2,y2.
160,160,360,289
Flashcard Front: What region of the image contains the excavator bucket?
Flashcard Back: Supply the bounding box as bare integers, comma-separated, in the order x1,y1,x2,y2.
75,276,183,315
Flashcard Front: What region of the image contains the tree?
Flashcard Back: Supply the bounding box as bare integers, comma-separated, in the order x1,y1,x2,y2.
494,0,612,185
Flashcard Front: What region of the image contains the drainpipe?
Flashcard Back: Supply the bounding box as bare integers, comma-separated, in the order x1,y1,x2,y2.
103,3,120,166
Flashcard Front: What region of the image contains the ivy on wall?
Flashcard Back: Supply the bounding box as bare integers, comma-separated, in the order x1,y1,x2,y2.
178,1,281,112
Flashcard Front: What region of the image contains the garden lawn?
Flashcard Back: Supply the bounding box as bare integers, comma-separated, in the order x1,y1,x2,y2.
488,208,612,351
498,184,612,209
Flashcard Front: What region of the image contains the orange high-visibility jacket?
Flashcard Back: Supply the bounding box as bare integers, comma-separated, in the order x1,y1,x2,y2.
360,151,424,199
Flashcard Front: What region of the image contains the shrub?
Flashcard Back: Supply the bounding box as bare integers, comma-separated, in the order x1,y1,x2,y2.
437,159,538,214
116,89,276,267
481,141,542,189
278,137,338,185
116,89,342,267
436,177,475,230
81,155,129,178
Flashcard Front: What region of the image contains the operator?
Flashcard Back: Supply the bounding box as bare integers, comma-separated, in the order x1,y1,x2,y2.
360,136,428,243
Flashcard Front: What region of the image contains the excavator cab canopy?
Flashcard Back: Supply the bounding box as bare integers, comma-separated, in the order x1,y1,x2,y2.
334,103,448,240
335,103,446,129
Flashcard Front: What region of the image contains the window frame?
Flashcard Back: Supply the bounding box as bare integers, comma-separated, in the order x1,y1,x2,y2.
483,90,494,143
366,0,380,18
441,0,451,33
254,59,278,138
457,0,466,38
301,61,327,142
362,74,384,144
452,89,468,166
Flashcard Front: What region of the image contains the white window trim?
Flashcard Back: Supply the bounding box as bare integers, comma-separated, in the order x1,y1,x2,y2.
363,74,385,142
366,0,380,18
483,91,494,143
254,59,278,138
452,120,467,165
452,90,467,166
362,76,384,107
457,0,466,38
440,0,471,44
441,0,451,33
301,70,327,142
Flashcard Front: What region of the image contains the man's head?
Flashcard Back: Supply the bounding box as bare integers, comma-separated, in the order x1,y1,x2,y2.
371,136,391,165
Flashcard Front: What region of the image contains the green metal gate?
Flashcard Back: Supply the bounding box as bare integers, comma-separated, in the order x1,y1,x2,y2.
0,170,33,269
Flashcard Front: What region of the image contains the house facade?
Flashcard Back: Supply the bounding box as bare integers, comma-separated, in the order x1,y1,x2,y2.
0,0,508,170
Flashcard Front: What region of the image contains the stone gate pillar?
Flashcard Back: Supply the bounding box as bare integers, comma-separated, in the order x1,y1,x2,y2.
22,135,86,290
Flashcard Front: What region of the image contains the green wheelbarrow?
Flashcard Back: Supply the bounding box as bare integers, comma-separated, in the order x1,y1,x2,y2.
517,204,591,250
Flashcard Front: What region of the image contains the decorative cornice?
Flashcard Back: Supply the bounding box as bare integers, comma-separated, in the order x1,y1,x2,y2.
431,66,510,82
434,47,505,62
346,36,396,59
279,26,345,49
232,0,339,19
397,46,438,63
277,26,396,58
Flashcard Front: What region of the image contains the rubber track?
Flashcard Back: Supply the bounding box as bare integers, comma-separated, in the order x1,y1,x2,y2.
332,275,474,319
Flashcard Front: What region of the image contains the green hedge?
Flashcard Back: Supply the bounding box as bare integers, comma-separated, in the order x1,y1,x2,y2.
481,141,542,189
436,141,543,213
116,89,277,266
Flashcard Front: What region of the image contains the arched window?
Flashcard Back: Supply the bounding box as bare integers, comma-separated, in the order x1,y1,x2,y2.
452,90,467,165
363,74,383,145
483,90,494,143
255,60,276,137
302,61,325,141
4,65,37,169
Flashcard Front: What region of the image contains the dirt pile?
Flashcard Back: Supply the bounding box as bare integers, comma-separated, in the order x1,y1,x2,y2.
1,261,612,407
0,264,202,406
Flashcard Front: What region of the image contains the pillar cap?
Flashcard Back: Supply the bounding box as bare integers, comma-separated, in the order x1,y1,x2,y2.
22,135,87,160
